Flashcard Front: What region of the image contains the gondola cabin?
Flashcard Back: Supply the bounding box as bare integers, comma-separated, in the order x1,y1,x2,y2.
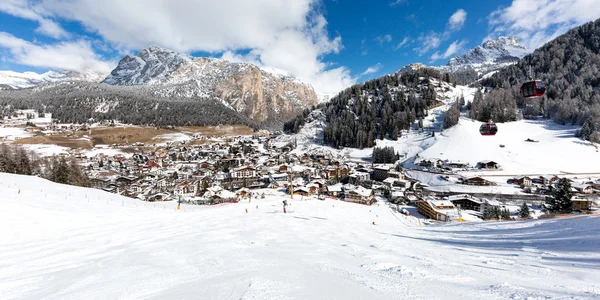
520,80,546,98
479,122,498,136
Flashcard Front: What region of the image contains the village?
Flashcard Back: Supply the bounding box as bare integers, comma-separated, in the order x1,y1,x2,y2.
1,109,598,222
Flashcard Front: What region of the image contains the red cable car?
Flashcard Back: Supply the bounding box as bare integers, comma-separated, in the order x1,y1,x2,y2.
520,80,546,99
479,122,498,136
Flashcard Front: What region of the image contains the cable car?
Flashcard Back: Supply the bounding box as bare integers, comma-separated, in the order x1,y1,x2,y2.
520,80,546,99
479,121,498,136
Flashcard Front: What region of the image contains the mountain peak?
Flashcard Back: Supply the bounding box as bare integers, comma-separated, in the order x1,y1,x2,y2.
448,36,529,67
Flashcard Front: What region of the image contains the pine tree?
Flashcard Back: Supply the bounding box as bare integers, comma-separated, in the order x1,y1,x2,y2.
54,157,70,184
518,202,531,219
546,178,573,213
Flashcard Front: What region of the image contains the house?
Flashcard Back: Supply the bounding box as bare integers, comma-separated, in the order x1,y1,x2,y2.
270,173,289,186
444,160,470,169
417,158,442,168
463,176,494,186
573,183,594,194
446,194,484,216
327,184,343,197
382,178,410,191
344,186,375,205
510,176,532,187
230,166,257,179
293,187,310,197
349,171,370,184
572,197,592,211
371,165,395,182
417,199,459,221
476,160,500,170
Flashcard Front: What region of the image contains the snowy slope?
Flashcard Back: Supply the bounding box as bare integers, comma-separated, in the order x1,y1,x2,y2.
448,36,528,67
419,117,600,174
0,173,599,299
0,70,106,89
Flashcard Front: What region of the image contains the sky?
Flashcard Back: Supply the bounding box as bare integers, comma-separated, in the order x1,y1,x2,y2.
0,0,599,94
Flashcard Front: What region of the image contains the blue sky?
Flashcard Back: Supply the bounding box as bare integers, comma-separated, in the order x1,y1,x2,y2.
0,0,599,94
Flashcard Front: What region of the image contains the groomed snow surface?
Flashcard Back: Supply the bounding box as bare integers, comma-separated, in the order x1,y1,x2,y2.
420,117,600,174
1,173,599,299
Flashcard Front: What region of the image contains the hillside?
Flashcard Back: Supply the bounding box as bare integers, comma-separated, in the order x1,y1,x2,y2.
481,18,600,141
418,117,600,174
0,172,599,299
0,82,259,128
0,70,107,89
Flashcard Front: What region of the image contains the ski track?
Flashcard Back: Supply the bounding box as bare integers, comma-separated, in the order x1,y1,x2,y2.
0,173,599,299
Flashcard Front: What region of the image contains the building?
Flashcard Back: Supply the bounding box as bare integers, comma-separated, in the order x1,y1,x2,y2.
463,176,494,186
572,198,592,211
371,165,395,182
444,160,470,169
327,184,343,197
511,176,532,187
573,183,594,194
417,199,459,221
344,186,375,205
476,160,500,170
230,166,257,179
446,194,483,213
417,158,442,168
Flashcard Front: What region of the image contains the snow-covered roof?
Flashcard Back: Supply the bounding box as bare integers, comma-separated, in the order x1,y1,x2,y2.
327,184,343,192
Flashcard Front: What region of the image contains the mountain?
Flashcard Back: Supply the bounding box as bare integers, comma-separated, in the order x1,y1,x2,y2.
103,46,318,124
481,18,600,142
447,36,529,67
0,70,106,89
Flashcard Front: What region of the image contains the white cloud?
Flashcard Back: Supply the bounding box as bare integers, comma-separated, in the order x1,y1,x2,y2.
390,0,406,6
430,40,467,61
361,63,382,76
448,9,467,31
2,0,352,94
395,37,411,49
0,32,113,74
488,0,600,50
375,34,393,44
0,0,69,39
415,32,443,56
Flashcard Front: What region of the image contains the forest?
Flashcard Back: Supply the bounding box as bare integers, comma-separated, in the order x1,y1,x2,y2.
0,82,260,130
480,18,600,142
0,144,89,187
285,68,448,149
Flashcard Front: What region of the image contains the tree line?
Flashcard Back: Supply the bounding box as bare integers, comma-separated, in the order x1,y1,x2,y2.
0,144,89,187
480,18,600,142
285,68,451,149
0,82,261,130
372,146,400,164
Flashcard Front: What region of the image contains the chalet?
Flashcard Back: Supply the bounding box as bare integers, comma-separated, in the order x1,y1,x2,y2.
476,160,500,170
572,197,593,211
279,164,289,173
573,183,594,194
306,183,319,195
510,176,532,187
417,199,459,221
327,184,343,197
382,178,410,191
293,187,310,197
371,165,395,182
349,171,370,184
444,160,470,169
344,186,375,205
463,176,494,186
446,194,483,216
387,170,405,180
230,166,257,179
326,166,350,180
418,158,442,168
270,173,289,185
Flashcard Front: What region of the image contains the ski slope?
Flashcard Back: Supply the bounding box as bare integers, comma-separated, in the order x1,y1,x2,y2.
419,118,600,175
0,173,599,299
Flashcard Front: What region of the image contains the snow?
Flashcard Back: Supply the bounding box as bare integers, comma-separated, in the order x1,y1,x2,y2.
82,146,134,159
419,118,600,175
0,127,34,140
21,144,69,157
0,172,599,299
0,70,106,89
154,133,192,143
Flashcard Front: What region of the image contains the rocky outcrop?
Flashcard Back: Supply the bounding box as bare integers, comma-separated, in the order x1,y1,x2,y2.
103,46,318,124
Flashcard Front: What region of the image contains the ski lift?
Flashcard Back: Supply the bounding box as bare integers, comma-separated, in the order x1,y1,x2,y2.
479,121,498,136
520,80,546,99
520,66,546,99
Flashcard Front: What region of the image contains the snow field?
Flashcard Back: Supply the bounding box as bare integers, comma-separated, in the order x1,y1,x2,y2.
0,173,599,299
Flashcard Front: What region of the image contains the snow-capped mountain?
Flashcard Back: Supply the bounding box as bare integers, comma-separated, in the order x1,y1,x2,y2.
448,36,529,67
103,46,318,123
0,70,107,89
